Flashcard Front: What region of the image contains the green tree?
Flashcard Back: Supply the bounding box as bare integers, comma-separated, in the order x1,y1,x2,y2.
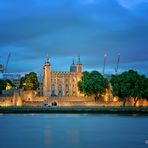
143,77,148,100
78,71,109,101
5,79,15,87
0,80,7,94
20,72,39,90
110,70,148,106
0,79,14,94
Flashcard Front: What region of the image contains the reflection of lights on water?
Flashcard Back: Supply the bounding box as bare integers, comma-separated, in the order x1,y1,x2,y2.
65,114,81,118
67,130,80,144
145,140,148,144
69,113,89,117
132,114,139,117
69,138,80,144
67,130,80,135
44,126,52,145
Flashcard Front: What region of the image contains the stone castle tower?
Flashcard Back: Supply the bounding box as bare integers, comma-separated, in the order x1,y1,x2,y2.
42,56,83,97
43,57,51,96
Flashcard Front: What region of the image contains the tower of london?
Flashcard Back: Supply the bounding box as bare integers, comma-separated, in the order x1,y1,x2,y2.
42,57,83,97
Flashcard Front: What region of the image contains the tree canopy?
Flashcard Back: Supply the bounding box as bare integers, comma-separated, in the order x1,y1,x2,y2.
78,71,109,100
0,79,14,94
110,70,148,106
20,72,39,91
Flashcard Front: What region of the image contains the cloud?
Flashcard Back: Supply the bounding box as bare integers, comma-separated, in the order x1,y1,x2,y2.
117,0,148,10
0,0,147,75
80,0,96,4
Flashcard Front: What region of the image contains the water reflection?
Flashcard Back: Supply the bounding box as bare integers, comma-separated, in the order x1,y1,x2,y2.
67,130,80,144
44,126,52,145
0,114,148,148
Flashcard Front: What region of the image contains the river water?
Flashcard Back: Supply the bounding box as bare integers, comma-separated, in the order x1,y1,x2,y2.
0,114,148,148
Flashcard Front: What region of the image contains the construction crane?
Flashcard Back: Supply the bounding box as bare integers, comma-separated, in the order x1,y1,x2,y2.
5,53,11,73
102,53,107,75
115,53,120,75
0,56,4,73
0,60,3,73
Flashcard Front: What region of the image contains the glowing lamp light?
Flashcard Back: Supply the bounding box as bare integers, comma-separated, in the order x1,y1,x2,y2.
104,53,107,57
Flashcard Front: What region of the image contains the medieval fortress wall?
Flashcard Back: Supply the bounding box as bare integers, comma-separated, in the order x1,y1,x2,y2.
0,57,148,107
0,90,148,107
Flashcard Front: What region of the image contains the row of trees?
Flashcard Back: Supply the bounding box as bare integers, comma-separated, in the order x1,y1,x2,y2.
1,70,148,106
78,70,148,105
0,72,39,94
110,70,148,106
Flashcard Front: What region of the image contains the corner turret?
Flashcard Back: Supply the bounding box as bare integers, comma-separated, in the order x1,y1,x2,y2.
76,56,82,73
70,59,76,72
43,56,51,97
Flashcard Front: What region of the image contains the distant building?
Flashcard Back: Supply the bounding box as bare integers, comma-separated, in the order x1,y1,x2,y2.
0,73,22,88
42,57,83,97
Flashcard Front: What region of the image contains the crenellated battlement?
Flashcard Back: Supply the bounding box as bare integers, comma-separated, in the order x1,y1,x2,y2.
42,56,83,97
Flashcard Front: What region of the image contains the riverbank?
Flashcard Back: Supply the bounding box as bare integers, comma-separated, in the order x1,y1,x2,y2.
0,106,148,114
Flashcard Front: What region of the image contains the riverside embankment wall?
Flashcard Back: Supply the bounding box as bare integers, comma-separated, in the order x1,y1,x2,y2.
0,91,148,107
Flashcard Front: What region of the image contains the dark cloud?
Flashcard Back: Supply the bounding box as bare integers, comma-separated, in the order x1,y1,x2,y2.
0,0,147,75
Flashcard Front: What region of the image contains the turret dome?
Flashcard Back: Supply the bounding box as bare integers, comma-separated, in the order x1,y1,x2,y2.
70,59,76,72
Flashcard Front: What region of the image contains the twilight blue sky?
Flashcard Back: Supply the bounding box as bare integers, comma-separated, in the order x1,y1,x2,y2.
0,0,148,75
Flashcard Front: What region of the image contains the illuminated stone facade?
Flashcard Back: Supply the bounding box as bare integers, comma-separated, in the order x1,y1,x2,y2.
42,57,83,97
